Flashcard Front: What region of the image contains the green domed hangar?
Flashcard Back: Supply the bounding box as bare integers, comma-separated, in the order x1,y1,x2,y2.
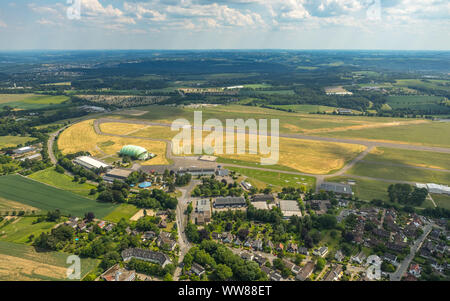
119,145,152,160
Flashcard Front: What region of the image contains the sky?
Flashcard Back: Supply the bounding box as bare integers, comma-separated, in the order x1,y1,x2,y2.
0,0,448,50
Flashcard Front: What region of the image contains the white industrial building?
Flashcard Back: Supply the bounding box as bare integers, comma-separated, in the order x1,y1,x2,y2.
74,156,111,170
416,183,450,195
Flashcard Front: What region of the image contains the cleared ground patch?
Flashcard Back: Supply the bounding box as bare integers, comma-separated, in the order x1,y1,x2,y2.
0,175,117,218
58,120,169,165
0,241,98,281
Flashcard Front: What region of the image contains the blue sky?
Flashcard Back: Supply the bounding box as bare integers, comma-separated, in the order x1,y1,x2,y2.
0,0,448,50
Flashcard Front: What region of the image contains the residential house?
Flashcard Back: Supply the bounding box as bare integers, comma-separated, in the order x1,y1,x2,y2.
323,265,343,281
409,263,421,277
313,246,328,257
222,233,234,244
335,250,345,262
287,243,298,253
191,263,206,276
296,262,315,281
157,232,176,251
121,248,171,267
240,251,254,261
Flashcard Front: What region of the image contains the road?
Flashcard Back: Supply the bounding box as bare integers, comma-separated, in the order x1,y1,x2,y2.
47,126,68,165
389,223,433,281
173,179,199,280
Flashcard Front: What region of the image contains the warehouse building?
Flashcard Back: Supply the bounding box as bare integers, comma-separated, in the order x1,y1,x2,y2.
214,197,246,209
13,146,35,155
319,182,353,195
74,156,111,170
279,200,302,218
195,199,211,225
177,168,216,176
416,183,450,195
103,168,133,182
119,145,152,160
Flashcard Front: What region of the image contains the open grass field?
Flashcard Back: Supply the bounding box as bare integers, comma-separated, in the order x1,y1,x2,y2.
0,94,70,110
318,121,450,147
364,147,450,170
0,175,118,218
0,241,99,281
0,217,57,244
220,137,365,174
346,162,450,184
430,194,450,210
103,204,140,223
28,168,98,199
115,105,409,135
58,120,169,165
228,166,316,191
267,104,339,113
0,136,36,148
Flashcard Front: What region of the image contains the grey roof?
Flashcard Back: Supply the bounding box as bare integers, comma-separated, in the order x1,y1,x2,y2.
214,197,246,207
196,199,211,213
279,200,300,212
252,194,275,202
320,182,352,195
121,248,171,266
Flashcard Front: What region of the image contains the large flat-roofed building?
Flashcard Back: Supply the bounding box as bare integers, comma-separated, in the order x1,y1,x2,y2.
252,194,275,203
214,196,246,208
13,146,35,155
416,183,450,195
177,168,216,176
279,200,302,218
320,182,353,195
195,199,211,225
121,248,171,267
74,156,111,170
103,168,133,182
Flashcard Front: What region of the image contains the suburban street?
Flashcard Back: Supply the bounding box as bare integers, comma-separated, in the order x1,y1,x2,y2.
390,223,433,281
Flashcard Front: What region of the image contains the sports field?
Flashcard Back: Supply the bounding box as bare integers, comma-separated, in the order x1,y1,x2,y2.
0,175,118,218
0,241,99,281
28,168,98,199
58,120,169,165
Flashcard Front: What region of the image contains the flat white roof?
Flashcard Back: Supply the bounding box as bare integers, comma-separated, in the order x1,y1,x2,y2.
75,156,110,169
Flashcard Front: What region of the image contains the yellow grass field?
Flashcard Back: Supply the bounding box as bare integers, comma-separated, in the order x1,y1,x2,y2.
99,122,148,136
127,123,365,174
58,120,169,165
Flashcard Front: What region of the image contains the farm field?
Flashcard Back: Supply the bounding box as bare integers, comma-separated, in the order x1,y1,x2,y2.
99,122,148,135
228,166,316,191
0,94,70,110
386,95,444,110
58,120,169,165
103,204,140,223
28,168,98,199
0,197,39,215
0,217,57,244
0,136,36,148
318,121,450,147
0,175,118,218
394,79,450,93
364,147,450,170
346,162,450,184
0,241,99,281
